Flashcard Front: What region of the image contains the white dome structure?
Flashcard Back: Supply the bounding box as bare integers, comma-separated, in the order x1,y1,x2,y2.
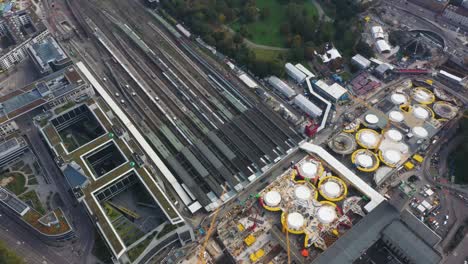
412,88,435,104
382,149,402,165
300,162,318,179
356,153,373,168
322,181,341,199
365,114,379,125
413,105,430,120
412,126,428,139
352,149,380,172
391,93,408,105
389,110,404,123
264,191,282,207
386,129,403,142
357,129,380,149
317,206,337,224
294,185,312,201
287,212,305,230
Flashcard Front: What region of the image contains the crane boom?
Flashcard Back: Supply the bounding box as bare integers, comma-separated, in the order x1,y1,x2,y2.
198,185,228,264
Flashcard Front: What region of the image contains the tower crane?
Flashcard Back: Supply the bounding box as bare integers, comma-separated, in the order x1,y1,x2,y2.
197,185,228,264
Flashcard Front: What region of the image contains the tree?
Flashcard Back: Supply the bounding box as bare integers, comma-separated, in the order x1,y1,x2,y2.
304,42,315,60
233,33,244,45
355,40,374,58
280,22,291,36
0,241,24,264
291,34,303,49
218,14,226,24
260,7,270,20
243,6,258,22
239,25,249,37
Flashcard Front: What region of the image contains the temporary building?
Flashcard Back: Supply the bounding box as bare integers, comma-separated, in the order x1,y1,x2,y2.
285,63,307,83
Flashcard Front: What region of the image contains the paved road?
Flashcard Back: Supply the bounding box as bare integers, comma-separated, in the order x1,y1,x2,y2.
15,114,96,264
0,211,73,264
310,0,332,22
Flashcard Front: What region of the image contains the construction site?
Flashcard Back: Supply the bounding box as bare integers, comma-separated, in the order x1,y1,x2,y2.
215,144,383,264
327,78,461,187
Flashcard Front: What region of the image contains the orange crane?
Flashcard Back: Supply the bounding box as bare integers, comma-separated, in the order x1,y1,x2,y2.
286,212,291,264
197,185,228,264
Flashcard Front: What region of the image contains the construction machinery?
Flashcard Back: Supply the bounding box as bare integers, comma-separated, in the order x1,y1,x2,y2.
198,185,228,264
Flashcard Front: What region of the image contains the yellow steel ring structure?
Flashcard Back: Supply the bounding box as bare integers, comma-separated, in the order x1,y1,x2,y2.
351,149,380,172
262,204,282,212
355,129,380,150
343,122,361,133
320,200,337,208
411,87,435,105
262,190,283,212
317,176,348,202
281,212,306,235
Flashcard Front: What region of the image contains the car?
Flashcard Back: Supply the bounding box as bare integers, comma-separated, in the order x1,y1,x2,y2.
131,92,136,96
120,99,125,104
445,215,449,220
115,92,120,97
443,221,447,225
154,96,160,101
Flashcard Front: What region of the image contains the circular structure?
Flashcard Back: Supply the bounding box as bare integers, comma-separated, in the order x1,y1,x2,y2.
379,149,402,167
386,129,403,142
433,101,458,119
352,149,380,172
412,105,430,120
328,133,357,155
389,110,405,123
294,185,312,201
356,129,380,149
391,93,408,105
411,87,435,104
263,191,282,210
281,212,306,234
357,154,373,168
317,204,338,224
434,87,454,101
365,114,379,125
318,176,347,201
299,162,318,179
412,126,428,139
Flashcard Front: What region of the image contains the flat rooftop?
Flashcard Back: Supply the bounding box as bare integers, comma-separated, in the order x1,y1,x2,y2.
0,66,86,124
40,99,182,257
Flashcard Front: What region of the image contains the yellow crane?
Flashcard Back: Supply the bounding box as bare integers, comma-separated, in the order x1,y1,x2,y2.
198,185,228,264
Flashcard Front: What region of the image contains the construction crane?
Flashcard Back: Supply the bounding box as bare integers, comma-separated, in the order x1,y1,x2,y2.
197,185,228,264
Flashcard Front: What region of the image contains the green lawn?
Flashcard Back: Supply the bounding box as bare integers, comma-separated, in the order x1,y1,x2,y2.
0,172,26,195
251,47,287,63
230,0,317,47
19,191,45,215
